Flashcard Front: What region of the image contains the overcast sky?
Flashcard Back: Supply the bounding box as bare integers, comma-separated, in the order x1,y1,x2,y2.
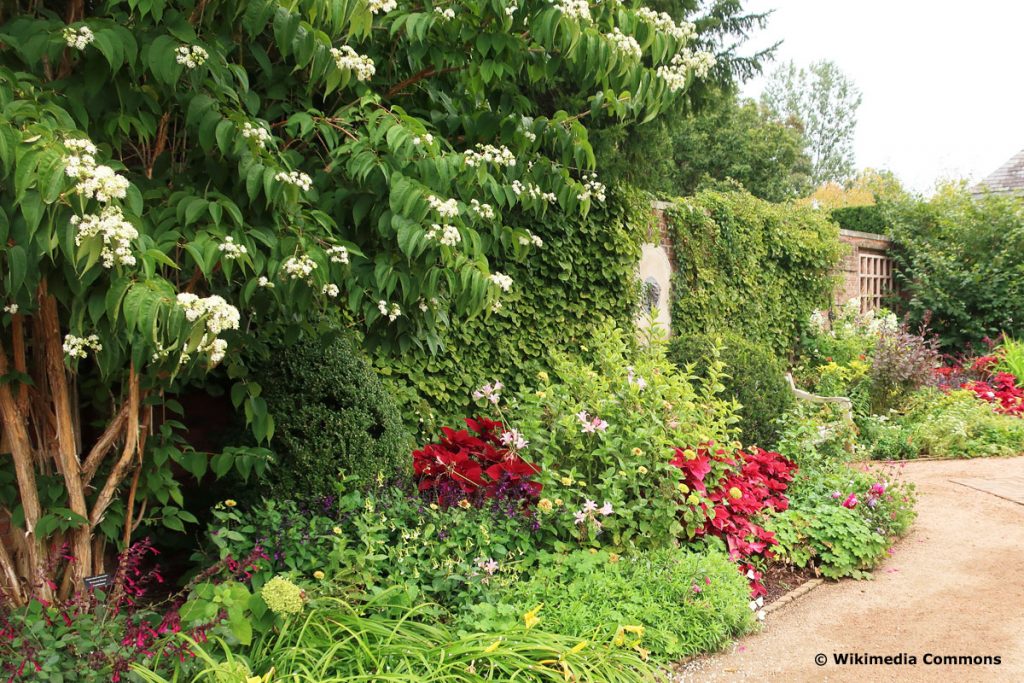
739,0,1024,194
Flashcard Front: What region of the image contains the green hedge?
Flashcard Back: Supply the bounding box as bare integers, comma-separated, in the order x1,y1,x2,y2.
665,191,843,356
374,186,650,433
830,205,887,234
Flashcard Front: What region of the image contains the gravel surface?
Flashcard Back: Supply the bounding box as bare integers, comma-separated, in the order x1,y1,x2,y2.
669,456,1024,683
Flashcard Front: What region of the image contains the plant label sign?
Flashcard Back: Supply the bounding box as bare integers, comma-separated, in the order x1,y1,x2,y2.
84,573,114,590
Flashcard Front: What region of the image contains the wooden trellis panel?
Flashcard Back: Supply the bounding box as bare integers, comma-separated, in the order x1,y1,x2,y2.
858,251,893,312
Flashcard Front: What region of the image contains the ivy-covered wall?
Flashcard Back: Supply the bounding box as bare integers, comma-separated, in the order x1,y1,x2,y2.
374,187,651,433
664,191,844,356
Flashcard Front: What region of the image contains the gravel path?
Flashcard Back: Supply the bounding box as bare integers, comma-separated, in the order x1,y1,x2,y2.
673,456,1024,682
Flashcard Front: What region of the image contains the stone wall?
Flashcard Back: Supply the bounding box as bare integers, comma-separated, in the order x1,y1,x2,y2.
836,228,893,310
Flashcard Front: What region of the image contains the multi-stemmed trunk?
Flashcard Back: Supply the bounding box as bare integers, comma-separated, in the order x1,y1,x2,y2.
0,280,146,605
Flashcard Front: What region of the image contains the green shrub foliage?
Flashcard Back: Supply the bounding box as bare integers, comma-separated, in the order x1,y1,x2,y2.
375,187,649,432
830,204,886,234
458,546,753,660
887,183,1024,349
664,191,843,356
260,334,409,496
668,331,793,447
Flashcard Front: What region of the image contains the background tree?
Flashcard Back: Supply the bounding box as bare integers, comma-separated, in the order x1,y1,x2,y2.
761,59,862,185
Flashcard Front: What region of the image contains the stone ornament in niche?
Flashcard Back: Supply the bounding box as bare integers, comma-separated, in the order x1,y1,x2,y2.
642,277,661,314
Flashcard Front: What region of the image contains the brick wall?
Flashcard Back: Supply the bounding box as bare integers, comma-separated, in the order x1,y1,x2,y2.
836,228,893,310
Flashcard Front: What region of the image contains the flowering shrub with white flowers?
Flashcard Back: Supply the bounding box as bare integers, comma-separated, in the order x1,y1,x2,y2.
0,0,721,602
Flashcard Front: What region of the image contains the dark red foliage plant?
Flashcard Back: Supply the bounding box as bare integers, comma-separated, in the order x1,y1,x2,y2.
412,417,543,512
671,442,796,596
962,372,1024,416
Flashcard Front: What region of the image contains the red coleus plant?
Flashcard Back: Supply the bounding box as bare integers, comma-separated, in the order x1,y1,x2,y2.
962,372,1024,416
412,417,543,509
671,442,796,597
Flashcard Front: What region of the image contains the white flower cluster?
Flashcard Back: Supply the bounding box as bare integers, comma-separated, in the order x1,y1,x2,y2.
412,133,434,146
331,46,376,81
282,254,318,280
64,138,130,204
464,144,516,168
71,206,138,268
505,1,518,17
426,223,462,246
3,303,18,315
62,26,94,51
470,199,495,220
369,0,397,13
257,276,275,288
605,28,642,60
274,170,312,191
554,0,590,21
577,173,607,202
489,272,513,292
656,49,716,90
434,6,455,19
809,309,829,332
522,129,537,142
327,245,350,264
176,294,240,334
417,297,429,312
175,294,239,365
217,236,247,260
63,334,102,359
241,122,272,149
426,194,459,218
511,180,557,203
377,300,402,321
322,283,340,297
635,8,695,43
517,231,544,247
175,45,209,69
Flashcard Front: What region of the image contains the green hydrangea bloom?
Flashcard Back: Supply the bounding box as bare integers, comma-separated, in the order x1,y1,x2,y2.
260,576,304,615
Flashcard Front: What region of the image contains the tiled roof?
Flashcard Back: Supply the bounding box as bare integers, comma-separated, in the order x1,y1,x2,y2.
972,149,1024,195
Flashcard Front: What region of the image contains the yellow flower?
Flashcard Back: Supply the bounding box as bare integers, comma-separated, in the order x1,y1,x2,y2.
430,503,439,510
637,647,650,661
682,448,696,460
589,548,598,554
535,390,546,398
637,466,648,475
677,483,689,494
577,480,586,487
484,638,503,653
537,499,553,513
608,553,620,563
523,604,543,629
631,447,642,456
554,498,564,507
458,499,472,509
560,476,574,486
313,570,325,580
224,499,237,508
538,370,549,382
332,526,343,535
729,487,742,500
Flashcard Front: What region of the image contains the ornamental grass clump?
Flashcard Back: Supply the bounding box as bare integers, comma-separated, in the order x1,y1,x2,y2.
134,591,659,682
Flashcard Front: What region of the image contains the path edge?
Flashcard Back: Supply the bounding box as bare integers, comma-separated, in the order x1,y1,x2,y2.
764,578,824,615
